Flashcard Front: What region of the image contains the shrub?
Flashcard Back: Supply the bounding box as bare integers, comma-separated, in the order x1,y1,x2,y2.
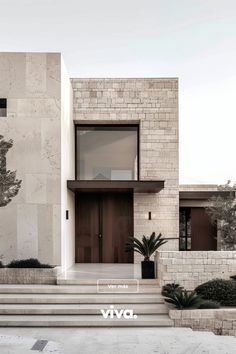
161,283,183,297
198,300,220,309
195,279,236,306
7,258,52,268
0,261,4,268
223,294,236,306
164,290,202,309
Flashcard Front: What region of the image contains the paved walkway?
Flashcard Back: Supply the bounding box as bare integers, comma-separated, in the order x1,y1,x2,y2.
0,327,235,354
58,263,141,280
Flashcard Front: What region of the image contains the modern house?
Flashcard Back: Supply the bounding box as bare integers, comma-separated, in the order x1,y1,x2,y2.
0,52,230,271
0,52,235,329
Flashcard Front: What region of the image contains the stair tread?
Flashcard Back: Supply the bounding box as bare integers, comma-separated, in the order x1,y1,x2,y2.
0,314,173,327
0,314,170,320
0,284,161,289
57,280,160,285
0,303,165,308
0,293,162,299
0,287,160,294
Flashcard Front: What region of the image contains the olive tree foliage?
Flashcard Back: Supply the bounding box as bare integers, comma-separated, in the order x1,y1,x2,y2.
206,181,236,250
0,135,21,207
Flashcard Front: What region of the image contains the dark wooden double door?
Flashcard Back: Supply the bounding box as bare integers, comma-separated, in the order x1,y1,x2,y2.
191,207,217,251
75,193,133,263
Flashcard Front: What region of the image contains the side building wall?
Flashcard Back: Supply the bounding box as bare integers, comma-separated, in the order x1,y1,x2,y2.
0,53,62,265
72,78,179,260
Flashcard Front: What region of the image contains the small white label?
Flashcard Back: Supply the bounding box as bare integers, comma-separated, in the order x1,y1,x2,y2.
97,279,139,293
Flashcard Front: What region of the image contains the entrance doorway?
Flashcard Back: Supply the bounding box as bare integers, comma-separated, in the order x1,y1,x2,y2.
75,193,133,263
179,207,217,251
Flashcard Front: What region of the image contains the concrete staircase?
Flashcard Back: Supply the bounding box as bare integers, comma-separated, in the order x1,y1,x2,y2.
0,281,173,327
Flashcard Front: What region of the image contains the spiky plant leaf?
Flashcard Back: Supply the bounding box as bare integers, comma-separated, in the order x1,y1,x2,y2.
125,232,167,261
164,290,202,309
161,283,183,297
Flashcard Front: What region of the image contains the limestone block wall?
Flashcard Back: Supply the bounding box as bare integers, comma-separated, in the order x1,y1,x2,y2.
0,53,62,265
169,309,236,336
72,78,179,260
157,251,236,290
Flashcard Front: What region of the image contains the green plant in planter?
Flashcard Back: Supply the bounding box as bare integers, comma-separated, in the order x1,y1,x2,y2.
125,232,167,279
164,290,202,309
161,283,183,297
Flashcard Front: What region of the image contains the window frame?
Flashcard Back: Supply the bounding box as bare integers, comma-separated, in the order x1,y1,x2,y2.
179,207,191,251
0,98,7,117
74,123,140,181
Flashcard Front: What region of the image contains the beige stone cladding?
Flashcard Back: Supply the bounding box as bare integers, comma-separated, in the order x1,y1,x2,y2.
72,78,179,261
0,53,62,265
169,309,236,336
157,251,236,290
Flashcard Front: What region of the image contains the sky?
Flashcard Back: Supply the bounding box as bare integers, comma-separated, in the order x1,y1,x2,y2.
0,0,235,184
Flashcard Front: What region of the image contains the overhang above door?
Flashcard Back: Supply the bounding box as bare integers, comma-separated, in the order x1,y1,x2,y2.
67,180,165,193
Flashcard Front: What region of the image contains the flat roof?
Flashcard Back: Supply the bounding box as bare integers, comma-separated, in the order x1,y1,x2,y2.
67,180,164,193
180,190,235,200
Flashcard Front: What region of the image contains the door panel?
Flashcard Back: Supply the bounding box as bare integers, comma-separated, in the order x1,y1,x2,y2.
191,207,217,251
102,193,133,263
75,194,100,263
75,193,133,263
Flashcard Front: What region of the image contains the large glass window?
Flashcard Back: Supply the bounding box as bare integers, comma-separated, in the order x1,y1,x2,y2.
76,125,138,180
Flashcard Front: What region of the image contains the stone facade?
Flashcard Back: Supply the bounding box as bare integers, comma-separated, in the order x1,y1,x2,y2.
0,53,75,267
169,309,236,336
72,78,179,261
157,251,236,290
0,55,179,267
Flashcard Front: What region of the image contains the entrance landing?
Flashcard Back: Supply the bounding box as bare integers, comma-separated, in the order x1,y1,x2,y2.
58,263,141,281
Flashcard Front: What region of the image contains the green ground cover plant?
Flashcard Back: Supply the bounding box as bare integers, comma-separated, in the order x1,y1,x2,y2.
6,258,52,268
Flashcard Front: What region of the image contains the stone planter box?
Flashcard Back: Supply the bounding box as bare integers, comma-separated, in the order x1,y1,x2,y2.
0,267,61,284
169,308,236,336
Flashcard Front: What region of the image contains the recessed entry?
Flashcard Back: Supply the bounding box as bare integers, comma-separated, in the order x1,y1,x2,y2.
0,99,7,117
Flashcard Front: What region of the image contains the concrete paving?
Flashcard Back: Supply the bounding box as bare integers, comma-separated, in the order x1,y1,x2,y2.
0,327,236,354
58,263,141,281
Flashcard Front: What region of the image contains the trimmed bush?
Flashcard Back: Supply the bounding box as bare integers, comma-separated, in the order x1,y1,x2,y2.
164,290,202,309
223,293,236,306
161,283,183,297
198,300,220,309
7,258,52,268
195,279,236,306
0,261,4,268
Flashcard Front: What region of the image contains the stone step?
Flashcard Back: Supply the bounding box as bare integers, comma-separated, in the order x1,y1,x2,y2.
57,278,160,286
0,293,164,304
0,314,173,327
0,284,161,294
0,303,168,315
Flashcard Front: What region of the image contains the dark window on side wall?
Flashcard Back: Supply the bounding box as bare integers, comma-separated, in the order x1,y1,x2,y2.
0,99,7,117
76,125,139,180
179,207,191,250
